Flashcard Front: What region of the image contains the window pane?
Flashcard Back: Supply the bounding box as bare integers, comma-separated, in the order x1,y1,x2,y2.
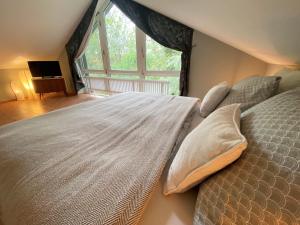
111,74,139,80
146,36,181,71
146,76,179,95
88,73,107,78
84,26,104,70
105,5,137,71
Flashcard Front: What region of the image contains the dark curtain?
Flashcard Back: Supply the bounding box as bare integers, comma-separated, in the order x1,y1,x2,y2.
111,0,193,96
66,0,98,93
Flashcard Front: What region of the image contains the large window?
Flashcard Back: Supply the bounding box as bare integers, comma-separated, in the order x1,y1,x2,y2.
80,3,181,95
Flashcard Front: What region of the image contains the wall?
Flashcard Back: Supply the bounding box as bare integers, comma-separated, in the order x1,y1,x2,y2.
233,53,268,82
188,31,268,98
0,69,35,102
265,64,300,76
265,64,286,75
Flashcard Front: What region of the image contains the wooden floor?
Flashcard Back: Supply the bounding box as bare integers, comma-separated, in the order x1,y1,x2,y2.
0,93,97,126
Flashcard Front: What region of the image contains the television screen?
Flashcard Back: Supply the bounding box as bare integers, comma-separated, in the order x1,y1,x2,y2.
28,61,62,77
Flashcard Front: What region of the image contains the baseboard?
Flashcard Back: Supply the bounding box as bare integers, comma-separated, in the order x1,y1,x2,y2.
67,92,77,96
0,98,17,104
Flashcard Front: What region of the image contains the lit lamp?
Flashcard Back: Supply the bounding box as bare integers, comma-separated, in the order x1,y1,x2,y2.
10,81,25,101
22,70,36,99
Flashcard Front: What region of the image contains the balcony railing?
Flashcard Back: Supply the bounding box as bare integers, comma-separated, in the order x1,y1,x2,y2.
84,76,170,95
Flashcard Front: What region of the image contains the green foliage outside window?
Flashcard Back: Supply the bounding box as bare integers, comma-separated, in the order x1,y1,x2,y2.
85,27,103,70
146,36,181,71
111,74,140,80
105,5,137,70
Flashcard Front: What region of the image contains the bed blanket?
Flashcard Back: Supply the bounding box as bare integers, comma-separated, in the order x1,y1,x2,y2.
0,92,197,225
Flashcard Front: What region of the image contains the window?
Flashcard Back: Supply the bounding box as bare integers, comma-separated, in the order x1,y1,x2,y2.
146,35,181,71
111,74,140,80
80,3,182,95
84,26,103,70
105,5,137,71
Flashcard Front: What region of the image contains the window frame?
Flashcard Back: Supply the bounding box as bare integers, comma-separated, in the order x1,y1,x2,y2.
81,1,181,80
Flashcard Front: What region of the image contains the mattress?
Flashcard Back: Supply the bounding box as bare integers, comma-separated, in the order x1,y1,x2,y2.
139,181,198,225
140,104,204,225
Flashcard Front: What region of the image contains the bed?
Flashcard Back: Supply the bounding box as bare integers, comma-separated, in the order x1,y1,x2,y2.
1,84,299,225
0,92,200,225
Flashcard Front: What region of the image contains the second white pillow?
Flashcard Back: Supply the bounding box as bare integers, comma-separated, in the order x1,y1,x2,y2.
200,81,230,117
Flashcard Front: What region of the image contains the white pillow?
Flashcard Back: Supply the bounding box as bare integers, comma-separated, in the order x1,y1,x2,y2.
164,104,247,195
200,81,230,117
275,70,300,93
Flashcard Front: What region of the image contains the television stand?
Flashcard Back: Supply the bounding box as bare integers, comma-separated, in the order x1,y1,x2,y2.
32,77,67,99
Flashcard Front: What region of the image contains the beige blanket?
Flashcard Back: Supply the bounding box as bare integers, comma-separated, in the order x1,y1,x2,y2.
0,93,197,225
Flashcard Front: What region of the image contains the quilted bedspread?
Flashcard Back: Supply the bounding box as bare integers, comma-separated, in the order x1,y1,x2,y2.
0,92,197,225
194,88,300,225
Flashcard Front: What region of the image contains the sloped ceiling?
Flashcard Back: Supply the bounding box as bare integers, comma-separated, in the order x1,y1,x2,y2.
136,0,300,66
0,0,92,69
0,0,299,69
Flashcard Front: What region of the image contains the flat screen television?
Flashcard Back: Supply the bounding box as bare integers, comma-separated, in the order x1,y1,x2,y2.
28,61,62,77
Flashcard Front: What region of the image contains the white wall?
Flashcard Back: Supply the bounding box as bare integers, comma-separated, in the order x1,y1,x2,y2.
188,31,268,98
265,64,300,76
265,64,286,75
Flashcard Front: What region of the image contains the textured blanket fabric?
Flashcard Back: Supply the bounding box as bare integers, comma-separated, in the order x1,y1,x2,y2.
194,88,300,225
0,93,198,225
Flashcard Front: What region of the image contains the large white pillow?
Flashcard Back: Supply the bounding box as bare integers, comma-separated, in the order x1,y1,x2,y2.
164,104,247,195
199,81,230,117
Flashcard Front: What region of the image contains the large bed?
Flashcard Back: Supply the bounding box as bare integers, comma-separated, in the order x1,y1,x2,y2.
1,85,299,225
0,92,200,225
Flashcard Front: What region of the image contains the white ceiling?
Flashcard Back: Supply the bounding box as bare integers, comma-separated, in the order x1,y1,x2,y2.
0,0,92,69
0,0,299,69
136,0,300,66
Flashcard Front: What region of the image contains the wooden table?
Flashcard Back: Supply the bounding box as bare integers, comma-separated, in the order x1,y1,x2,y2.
32,77,67,99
